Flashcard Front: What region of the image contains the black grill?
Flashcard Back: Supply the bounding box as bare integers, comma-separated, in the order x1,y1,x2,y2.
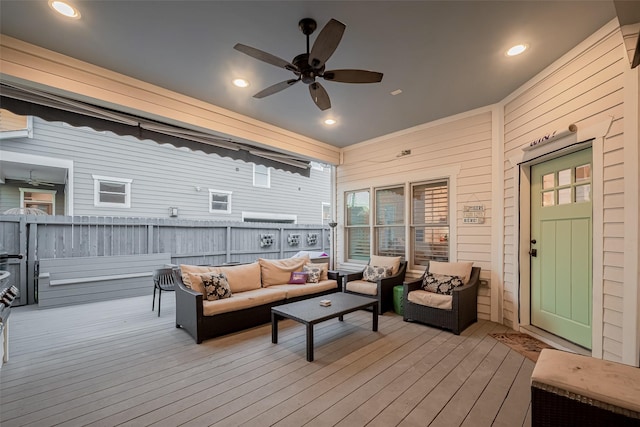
0,252,23,271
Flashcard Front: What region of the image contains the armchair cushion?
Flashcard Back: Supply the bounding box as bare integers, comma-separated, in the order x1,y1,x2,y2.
408,290,452,310
429,261,474,284
369,255,402,275
363,265,393,282
421,272,464,295
345,279,378,296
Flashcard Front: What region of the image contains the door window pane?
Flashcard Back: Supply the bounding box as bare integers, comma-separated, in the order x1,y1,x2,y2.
558,169,571,186
575,184,591,202
558,188,571,205
542,191,555,207
576,164,591,182
542,173,554,189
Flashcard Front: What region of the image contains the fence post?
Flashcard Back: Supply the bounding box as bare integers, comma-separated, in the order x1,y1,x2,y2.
226,226,231,263
147,224,154,254
26,221,37,305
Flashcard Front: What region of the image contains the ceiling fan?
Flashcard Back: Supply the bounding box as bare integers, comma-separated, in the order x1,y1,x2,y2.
234,18,383,111
26,170,55,187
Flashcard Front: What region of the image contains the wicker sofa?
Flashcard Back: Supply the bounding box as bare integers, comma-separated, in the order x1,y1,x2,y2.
175,257,340,343
403,260,480,335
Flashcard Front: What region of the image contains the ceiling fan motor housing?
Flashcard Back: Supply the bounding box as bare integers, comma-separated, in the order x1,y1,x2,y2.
293,53,324,84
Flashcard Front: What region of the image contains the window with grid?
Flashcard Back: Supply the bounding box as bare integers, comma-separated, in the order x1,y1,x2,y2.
92,175,132,208
253,164,270,188
375,186,405,258
345,190,370,261
411,180,449,266
209,189,232,214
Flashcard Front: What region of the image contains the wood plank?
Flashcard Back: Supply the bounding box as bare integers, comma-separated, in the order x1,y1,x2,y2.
0,296,535,427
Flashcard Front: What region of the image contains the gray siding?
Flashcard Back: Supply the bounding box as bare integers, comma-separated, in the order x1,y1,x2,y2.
0,118,331,222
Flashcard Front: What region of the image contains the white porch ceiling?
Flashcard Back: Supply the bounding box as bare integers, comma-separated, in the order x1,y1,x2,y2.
0,1,618,148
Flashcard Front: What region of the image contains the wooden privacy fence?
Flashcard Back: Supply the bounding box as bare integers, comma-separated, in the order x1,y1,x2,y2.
0,215,330,306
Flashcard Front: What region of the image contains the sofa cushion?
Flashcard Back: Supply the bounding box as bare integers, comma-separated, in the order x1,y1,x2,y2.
429,261,473,284
306,262,329,281
202,288,287,316
408,290,453,310
288,271,308,284
179,264,217,294
369,255,401,275
194,272,232,301
303,264,323,283
259,255,310,286
180,263,262,294
363,265,393,282
421,272,464,295
204,262,262,293
270,279,337,299
345,279,377,296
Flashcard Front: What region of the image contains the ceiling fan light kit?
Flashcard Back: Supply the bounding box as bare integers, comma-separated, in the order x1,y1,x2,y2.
234,18,383,111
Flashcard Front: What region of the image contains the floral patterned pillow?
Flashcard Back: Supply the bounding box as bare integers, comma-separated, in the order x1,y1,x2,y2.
421,272,463,295
303,264,322,283
201,272,232,301
363,265,393,282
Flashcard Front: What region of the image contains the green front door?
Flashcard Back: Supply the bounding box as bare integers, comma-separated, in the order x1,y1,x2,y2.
530,148,592,349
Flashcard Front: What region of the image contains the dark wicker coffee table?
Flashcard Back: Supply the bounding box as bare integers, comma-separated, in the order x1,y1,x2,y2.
271,293,378,362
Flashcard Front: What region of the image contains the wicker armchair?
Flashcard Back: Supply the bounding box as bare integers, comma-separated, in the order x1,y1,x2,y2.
403,262,480,334
343,258,407,314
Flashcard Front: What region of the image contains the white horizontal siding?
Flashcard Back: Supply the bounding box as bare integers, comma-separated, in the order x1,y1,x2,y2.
0,119,331,223
337,110,494,318
502,25,627,359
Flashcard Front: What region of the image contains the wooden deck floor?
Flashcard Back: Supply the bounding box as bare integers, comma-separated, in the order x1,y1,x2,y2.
0,295,534,426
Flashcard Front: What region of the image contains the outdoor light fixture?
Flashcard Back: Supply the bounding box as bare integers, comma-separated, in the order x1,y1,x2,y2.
169,207,179,217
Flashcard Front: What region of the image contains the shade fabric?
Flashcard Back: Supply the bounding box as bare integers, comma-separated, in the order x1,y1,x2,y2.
0,83,311,176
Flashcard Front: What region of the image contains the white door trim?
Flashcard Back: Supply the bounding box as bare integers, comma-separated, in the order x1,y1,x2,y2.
509,119,611,359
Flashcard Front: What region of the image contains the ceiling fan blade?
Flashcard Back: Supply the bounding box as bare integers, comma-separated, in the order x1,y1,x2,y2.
234,43,298,72
253,79,300,99
309,19,346,69
309,82,331,111
323,69,384,83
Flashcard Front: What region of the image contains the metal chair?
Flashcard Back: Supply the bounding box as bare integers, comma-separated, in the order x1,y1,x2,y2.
152,268,177,317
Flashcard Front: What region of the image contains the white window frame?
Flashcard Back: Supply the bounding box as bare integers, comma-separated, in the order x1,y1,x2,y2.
209,189,232,214
92,175,132,208
253,164,271,188
19,187,56,214
242,212,297,223
344,189,371,262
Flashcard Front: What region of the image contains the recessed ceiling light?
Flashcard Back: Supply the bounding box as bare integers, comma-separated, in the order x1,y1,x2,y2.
506,44,528,57
49,0,81,19
233,78,249,88
324,118,336,125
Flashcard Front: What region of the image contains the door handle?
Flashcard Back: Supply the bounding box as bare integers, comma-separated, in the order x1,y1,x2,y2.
529,248,537,257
